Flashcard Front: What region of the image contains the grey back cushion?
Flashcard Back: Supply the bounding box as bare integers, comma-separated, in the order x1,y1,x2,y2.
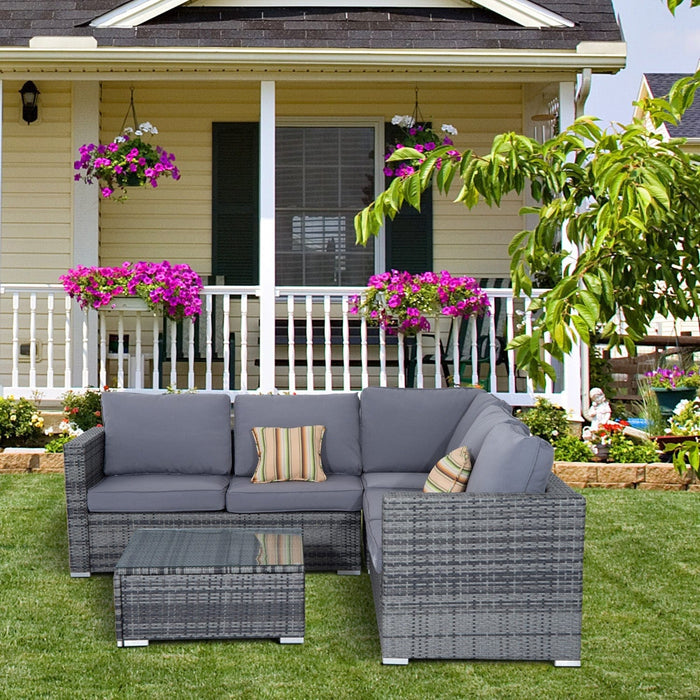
466,426,554,493
233,393,361,476
102,392,232,476
447,404,529,461
360,387,477,473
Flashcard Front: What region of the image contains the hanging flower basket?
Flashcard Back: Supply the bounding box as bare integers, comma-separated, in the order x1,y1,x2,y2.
384,114,460,179
73,90,180,202
74,122,180,202
60,261,203,321
350,270,490,336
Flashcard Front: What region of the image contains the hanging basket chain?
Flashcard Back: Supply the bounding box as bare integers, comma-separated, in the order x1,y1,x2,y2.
119,87,140,133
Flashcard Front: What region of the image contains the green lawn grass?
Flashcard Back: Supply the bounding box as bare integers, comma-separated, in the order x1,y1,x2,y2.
1,474,698,700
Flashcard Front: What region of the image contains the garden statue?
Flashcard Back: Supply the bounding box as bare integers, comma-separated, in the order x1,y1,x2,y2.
585,387,612,433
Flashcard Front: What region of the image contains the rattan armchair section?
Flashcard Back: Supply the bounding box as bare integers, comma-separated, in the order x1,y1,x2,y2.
370,474,585,664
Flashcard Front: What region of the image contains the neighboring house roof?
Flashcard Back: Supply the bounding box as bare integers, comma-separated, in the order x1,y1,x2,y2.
642,73,700,139
0,1,622,51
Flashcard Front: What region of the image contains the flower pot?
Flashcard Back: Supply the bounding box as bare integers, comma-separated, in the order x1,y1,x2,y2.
107,296,151,312
651,387,698,415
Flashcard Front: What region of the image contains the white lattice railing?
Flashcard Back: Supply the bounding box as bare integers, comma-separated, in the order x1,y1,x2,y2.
0,283,580,412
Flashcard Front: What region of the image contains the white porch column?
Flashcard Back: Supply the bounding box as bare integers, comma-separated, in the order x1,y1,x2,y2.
71,82,100,387
0,81,4,283
258,81,277,392
558,79,584,420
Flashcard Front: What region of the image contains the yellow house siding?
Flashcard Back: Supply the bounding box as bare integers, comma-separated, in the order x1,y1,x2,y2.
98,80,525,280
1,81,73,283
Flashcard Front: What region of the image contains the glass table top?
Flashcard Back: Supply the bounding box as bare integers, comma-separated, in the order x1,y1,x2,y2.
115,528,304,573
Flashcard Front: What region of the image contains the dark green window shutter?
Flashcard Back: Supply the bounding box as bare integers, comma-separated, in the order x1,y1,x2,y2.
384,122,433,274
212,122,259,284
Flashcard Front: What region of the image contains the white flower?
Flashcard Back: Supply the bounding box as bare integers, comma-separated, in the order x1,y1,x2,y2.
114,135,127,144
673,400,690,415
134,130,142,136
123,127,133,134
441,123,458,135
139,121,158,135
391,114,415,128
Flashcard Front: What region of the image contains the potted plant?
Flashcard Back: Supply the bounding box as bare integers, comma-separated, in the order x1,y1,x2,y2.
74,122,180,202
350,269,490,335
644,366,700,414
384,115,460,179
60,261,203,321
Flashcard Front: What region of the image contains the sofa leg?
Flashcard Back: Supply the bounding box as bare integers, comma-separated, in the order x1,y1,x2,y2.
337,569,361,576
554,660,581,668
70,572,91,578
382,658,409,665
280,637,304,644
119,640,149,647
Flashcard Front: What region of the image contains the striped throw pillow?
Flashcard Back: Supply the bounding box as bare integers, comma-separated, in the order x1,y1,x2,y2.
423,446,472,493
251,425,327,483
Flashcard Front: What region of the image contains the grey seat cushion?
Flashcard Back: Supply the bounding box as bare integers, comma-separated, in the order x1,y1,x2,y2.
102,392,232,476
226,474,363,513
87,474,229,512
361,472,427,522
466,426,554,494
233,393,361,477
362,474,426,573
360,387,477,473
447,404,529,461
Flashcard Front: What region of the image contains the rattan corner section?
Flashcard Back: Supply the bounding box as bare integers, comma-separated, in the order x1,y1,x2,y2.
370,474,585,664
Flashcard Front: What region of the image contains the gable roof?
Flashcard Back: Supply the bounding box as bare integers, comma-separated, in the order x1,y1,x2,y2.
642,73,700,139
90,0,575,30
0,1,623,52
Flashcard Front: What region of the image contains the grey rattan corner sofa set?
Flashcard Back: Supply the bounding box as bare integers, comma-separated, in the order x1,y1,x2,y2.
64,387,585,666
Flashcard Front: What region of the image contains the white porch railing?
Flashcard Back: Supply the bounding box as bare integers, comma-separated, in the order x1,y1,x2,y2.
0,283,580,412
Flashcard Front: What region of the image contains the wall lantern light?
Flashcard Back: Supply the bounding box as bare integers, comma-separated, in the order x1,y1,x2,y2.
19,81,40,124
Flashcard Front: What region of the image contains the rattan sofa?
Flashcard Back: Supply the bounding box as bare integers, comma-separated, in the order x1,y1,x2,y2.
63,387,584,666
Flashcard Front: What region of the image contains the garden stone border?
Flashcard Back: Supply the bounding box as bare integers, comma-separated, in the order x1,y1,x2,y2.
0,450,64,473
554,461,698,491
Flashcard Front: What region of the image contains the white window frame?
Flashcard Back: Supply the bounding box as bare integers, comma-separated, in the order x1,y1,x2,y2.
276,116,386,279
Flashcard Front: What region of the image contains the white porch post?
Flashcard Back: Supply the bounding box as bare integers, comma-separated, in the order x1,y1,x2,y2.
0,81,3,287
258,81,277,392
558,80,584,420
71,82,100,386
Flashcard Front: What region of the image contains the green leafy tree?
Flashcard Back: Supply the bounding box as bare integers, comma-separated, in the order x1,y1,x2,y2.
355,3,699,387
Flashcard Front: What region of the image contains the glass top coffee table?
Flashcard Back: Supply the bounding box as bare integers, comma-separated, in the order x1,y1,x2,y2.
113,528,304,647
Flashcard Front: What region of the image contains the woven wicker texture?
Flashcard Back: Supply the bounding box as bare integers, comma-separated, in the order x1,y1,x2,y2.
370,474,585,661
114,528,304,644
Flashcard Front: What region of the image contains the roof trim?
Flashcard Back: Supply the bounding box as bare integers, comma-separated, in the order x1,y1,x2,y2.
89,0,575,29
0,43,628,76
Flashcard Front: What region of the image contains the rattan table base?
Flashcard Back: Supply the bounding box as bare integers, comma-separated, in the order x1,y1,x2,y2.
113,528,305,647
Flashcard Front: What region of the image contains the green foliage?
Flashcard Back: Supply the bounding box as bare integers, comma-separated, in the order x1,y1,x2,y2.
0,396,44,446
516,397,571,444
62,389,104,431
44,434,74,453
607,432,659,464
355,68,700,387
554,434,596,462
669,439,700,478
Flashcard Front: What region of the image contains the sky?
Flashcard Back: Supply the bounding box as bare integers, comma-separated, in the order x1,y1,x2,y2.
585,0,700,129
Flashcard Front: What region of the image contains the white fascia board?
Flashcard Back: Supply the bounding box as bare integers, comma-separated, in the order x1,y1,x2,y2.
91,0,574,29
0,45,628,74
90,0,187,28
476,0,573,28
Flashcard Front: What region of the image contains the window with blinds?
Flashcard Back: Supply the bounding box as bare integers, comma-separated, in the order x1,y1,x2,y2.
275,126,376,286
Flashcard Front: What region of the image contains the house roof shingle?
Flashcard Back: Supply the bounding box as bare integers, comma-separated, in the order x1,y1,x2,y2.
0,2,622,51
644,72,700,139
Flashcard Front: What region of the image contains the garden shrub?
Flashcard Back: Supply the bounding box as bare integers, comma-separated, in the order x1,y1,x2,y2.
62,389,104,431
554,435,596,462
516,398,571,444
0,396,44,446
